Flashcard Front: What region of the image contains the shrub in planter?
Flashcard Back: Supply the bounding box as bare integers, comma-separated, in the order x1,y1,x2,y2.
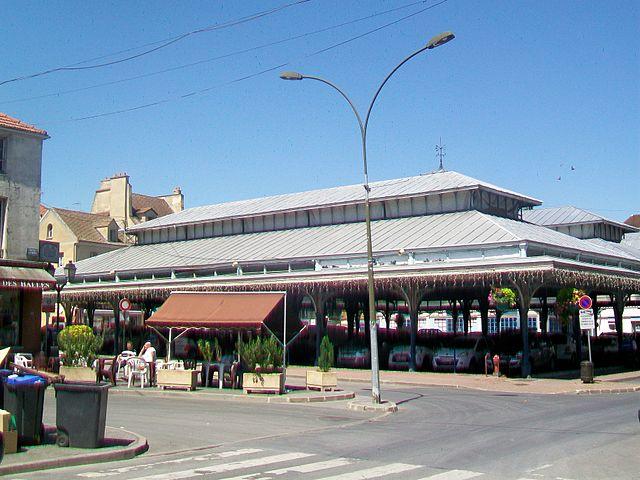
238,336,284,394
237,336,282,373
57,325,103,368
318,335,334,373
57,325,103,381
307,335,337,391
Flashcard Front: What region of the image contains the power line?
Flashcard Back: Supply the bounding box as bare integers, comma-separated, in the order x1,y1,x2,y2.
68,0,450,122
0,0,311,87
0,0,435,106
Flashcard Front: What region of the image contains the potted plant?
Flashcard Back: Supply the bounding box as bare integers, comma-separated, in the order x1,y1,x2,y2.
239,336,284,394
306,335,337,391
197,338,222,387
489,287,517,334
57,325,103,382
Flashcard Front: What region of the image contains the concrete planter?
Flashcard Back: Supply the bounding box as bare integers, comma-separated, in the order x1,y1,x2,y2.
60,366,96,383
243,372,284,394
306,370,337,391
157,369,199,391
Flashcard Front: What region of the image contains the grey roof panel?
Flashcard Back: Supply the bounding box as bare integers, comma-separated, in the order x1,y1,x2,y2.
127,170,542,232
623,232,640,250
523,206,638,232
68,211,639,277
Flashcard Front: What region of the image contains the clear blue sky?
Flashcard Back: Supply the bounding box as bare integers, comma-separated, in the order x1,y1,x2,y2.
2,0,638,221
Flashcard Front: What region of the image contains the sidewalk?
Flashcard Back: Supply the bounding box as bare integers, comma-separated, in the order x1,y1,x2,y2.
285,366,640,395
0,425,148,476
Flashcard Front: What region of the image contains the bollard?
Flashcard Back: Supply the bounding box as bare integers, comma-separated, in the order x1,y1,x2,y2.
492,354,500,377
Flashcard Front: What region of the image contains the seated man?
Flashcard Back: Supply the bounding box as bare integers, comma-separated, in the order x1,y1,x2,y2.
139,341,157,385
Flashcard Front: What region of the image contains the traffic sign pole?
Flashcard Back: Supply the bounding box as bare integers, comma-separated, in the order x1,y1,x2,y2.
579,298,594,366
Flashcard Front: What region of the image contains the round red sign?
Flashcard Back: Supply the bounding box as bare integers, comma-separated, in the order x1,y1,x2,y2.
578,295,592,310
119,298,131,312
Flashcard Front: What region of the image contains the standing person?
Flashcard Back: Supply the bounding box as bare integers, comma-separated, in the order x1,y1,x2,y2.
139,341,157,386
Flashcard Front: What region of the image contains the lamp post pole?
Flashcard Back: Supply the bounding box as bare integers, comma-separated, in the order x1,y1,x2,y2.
281,32,455,404
51,278,66,358
50,261,77,357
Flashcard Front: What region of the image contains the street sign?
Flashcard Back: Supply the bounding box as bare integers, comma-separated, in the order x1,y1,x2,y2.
119,298,131,312
578,295,592,310
579,308,595,329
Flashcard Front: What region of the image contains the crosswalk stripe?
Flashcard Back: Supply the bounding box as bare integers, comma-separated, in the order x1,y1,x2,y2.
266,458,353,475
129,452,314,480
313,462,421,479
77,449,264,477
417,470,483,480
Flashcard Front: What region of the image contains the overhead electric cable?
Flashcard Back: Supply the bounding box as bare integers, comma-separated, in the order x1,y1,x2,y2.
0,0,434,106
0,0,311,87
68,0,449,122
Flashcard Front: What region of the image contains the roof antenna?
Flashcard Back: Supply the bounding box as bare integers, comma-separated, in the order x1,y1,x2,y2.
435,137,446,171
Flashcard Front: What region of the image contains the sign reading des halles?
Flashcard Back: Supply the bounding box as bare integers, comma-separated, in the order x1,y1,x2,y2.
1,279,52,290
579,308,595,330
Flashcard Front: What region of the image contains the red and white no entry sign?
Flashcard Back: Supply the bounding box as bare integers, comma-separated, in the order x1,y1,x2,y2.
119,298,131,312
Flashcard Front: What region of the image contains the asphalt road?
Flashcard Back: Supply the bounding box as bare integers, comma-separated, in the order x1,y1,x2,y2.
12,384,640,480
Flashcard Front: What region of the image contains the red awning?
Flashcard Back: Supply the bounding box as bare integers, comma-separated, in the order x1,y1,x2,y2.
146,292,285,329
0,266,56,290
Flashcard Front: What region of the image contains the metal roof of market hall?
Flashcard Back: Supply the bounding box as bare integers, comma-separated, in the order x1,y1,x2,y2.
126,170,542,232
522,205,638,232
69,210,640,278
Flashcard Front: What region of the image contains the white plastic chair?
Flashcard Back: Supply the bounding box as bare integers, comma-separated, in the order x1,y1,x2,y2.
14,354,33,369
127,358,149,388
166,360,183,370
116,351,137,381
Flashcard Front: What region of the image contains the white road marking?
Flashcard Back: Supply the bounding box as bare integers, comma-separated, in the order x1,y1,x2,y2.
417,470,483,480
129,452,314,480
314,462,421,479
77,448,263,477
267,458,353,474
526,464,553,473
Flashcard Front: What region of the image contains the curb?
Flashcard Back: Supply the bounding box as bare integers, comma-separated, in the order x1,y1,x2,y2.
105,386,355,404
0,427,148,476
347,401,398,413
286,370,640,396
576,385,640,395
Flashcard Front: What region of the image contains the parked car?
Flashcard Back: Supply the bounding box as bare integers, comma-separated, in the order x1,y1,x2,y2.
493,334,556,375
337,346,370,368
549,333,576,366
587,333,638,366
387,345,436,371
432,335,491,373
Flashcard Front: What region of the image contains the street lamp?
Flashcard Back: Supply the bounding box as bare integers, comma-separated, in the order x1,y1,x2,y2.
281,31,455,404
50,261,76,357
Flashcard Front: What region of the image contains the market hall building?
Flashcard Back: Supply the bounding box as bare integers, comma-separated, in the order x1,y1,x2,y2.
55,170,640,375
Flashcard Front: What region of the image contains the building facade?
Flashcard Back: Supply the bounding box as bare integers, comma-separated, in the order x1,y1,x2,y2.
40,173,185,266
0,113,55,353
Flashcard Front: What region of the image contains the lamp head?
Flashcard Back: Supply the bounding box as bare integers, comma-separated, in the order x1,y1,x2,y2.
63,260,76,283
426,31,455,49
279,71,304,81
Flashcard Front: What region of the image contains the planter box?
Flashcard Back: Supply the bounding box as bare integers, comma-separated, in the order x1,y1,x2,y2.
243,373,284,394
306,370,337,391
60,366,96,383
156,369,199,391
